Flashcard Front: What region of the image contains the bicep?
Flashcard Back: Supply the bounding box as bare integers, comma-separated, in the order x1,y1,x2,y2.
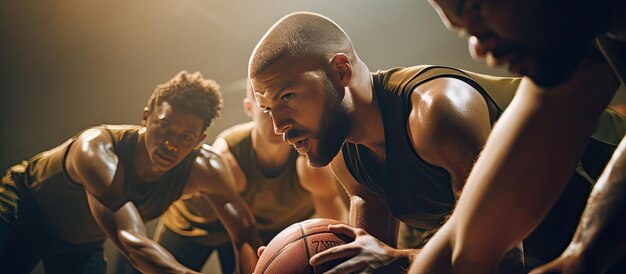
453,73,618,257
409,80,492,195
68,128,125,209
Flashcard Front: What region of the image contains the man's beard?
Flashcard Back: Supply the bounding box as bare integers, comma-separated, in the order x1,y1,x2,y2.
521,37,595,88
308,76,351,168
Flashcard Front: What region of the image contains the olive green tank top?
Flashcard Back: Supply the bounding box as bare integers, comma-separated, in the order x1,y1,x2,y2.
23,125,196,244
163,122,314,246
341,65,625,229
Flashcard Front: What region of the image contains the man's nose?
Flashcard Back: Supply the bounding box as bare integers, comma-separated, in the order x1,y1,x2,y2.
271,111,292,135
164,139,178,152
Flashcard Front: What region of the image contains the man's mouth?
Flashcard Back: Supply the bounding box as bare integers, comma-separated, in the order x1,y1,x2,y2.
155,150,176,165
292,138,310,155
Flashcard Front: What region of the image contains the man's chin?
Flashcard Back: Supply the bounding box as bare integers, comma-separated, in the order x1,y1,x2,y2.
306,152,335,168
525,47,588,88
524,64,579,88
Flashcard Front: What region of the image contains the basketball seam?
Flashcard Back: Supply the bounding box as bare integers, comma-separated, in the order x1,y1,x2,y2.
299,222,314,274
259,229,336,273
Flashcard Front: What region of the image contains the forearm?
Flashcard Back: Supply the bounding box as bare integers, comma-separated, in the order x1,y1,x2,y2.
350,195,399,246
89,199,196,274
562,138,626,272
206,195,262,273
451,64,618,259
116,230,197,274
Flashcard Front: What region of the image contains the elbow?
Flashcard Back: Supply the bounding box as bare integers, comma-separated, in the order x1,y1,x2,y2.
117,230,148,252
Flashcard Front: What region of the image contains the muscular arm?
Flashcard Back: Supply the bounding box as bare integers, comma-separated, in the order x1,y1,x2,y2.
408,77,492,199
67,128,197,274
330,153,398,245
184,145,262,274
296,156,349,223
411,60,620,274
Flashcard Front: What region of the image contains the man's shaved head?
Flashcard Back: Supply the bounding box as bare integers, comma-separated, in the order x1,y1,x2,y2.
249,12,356,78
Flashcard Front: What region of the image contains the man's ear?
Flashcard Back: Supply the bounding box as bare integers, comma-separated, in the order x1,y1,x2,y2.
142,107,149,123
243,97,254,118
329,53,353,87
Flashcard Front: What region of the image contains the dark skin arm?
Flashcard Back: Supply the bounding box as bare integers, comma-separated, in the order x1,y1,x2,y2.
410,59,619,274
67,128,199,274
407,77,492,199
409,77,525,274
310,152,409,274
182,145,263,274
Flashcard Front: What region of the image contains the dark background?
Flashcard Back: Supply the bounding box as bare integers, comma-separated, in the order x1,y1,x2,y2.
0,0,518,170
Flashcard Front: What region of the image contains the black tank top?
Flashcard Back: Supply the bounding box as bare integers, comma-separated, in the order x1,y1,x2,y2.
24,125,196,244
163,122,314,246
341,66,520,229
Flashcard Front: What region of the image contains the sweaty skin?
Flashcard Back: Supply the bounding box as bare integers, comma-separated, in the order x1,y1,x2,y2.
66,102,263,274
410,1,626,273
251,50,520,273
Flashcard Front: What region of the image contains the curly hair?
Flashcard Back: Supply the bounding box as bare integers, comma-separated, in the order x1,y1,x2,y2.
146,71,222,132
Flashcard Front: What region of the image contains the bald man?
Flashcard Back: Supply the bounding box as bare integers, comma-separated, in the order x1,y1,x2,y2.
248,12,625,273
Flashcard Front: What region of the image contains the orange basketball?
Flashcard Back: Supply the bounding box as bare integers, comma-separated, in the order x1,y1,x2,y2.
253,218,354,274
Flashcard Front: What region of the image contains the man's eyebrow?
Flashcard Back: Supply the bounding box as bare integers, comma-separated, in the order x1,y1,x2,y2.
255,84,289,101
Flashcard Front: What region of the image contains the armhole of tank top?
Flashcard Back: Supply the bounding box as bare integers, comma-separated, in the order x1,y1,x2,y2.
411,72,503,123
340,143,359,183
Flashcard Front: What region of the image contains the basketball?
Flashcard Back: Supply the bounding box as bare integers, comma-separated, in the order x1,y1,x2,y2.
253,218,354,274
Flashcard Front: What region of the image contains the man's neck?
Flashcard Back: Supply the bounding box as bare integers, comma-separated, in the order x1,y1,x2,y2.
344,60,386,157
134,131,167,183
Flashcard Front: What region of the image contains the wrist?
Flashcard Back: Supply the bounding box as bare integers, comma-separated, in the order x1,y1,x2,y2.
389,248,413,269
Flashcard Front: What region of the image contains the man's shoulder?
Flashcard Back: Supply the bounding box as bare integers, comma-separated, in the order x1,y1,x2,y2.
214,122,253,147
195,143,223,162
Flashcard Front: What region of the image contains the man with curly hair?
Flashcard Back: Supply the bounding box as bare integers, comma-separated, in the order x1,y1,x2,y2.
0,71,262,274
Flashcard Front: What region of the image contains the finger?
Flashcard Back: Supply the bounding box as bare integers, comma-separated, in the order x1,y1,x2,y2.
309,243,360,265
327,224,360,238
322,259,369,274
258,246,266,257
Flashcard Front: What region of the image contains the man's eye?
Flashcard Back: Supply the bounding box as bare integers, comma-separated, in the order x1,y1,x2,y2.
281,93,294,102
